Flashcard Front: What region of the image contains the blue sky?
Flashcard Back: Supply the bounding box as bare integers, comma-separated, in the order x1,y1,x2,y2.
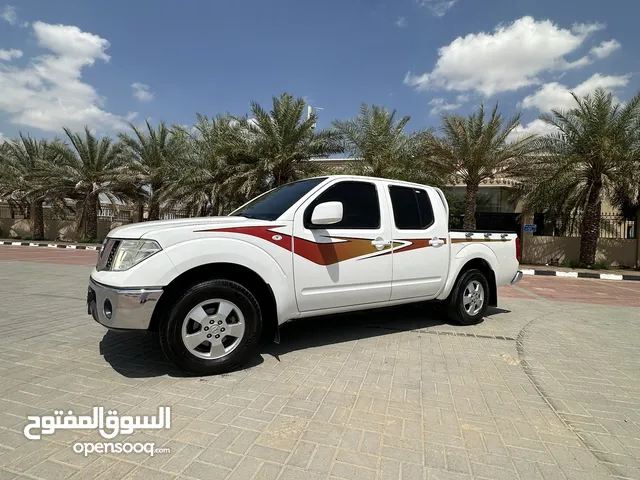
0,0,638,143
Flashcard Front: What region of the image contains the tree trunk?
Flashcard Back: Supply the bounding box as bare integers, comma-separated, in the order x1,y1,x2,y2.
137,200,145,222
86,194,99,241
149,200,160,221
579,181,603,266
32,199,45,240
148,182,162,221
463,182,479,230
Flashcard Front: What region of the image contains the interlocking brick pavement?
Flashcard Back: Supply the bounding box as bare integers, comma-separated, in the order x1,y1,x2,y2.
0,254,639,479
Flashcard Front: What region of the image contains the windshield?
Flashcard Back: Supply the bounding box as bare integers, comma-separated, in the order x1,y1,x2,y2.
230,177,328,221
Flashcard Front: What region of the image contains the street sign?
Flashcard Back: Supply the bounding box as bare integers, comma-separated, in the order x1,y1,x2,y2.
523,224,537,233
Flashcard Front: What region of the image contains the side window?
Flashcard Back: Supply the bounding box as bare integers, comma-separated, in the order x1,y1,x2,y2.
389,186,435,230
304,181,380,229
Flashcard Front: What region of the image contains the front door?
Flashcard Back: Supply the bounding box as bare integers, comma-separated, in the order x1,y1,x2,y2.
387,184,449,300
292,179,393,312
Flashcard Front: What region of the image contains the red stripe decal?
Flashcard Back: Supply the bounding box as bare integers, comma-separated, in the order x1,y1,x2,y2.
195,226,439,265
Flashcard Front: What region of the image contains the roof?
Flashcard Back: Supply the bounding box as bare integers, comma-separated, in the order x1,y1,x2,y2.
314,174,441,191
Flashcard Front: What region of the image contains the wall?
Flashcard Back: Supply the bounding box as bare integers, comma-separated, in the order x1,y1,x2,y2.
0,218,127,242
523,235,638,268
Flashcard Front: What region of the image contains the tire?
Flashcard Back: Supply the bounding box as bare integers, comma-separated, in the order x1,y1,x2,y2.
159,279,262,375
447,269,489,326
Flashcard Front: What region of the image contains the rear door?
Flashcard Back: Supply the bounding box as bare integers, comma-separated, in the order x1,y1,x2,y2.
387,183,449,300
292,179,393,312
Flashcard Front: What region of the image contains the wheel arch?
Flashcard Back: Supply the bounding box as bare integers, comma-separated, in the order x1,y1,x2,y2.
148,262,279,342
442,257,498,307
457,258,497,306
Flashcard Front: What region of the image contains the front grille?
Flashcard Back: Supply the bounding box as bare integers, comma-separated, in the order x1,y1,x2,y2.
105,240,120,270
96,239,120,271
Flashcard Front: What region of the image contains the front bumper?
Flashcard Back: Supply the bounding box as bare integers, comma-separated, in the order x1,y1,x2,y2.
511,270,524,285
87,277,163,330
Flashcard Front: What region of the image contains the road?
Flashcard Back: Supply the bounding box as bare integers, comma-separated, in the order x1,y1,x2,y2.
0,246,639,480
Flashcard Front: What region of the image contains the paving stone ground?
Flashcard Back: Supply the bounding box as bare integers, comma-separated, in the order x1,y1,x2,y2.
0,248,639,480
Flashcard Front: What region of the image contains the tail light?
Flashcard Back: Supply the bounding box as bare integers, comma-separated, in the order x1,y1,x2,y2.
515,236,521,262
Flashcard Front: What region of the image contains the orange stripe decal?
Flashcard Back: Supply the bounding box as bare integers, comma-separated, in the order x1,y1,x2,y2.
195,226,440,266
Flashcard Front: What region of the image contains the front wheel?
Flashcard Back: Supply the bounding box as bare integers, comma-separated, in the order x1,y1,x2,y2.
447,269,489,325
159,279,262,375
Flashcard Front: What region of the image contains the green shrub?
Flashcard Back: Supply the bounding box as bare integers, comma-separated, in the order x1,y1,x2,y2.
559,259,610,270
559,259,583,269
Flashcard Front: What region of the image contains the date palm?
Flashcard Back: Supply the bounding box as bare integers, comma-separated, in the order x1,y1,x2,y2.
0,135,52,239
41,127,131,240
332,104,433,183
233,93,342,190
517,88,640,265
119,120,187,221
424,104,540,230
163,114,245,216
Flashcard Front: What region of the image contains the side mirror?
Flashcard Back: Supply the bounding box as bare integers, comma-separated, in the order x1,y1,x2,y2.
311,201,343,226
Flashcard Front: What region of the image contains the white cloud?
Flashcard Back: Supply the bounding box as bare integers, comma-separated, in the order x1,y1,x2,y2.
429,97,462,115
131,82,154,102
455,93,469,103
1,5,17,25
0,21,129,132
0,132,5,143
572,22,605,36
417,0,458,17
125,111,138,121
404,16,605,96
507,119,558,142
559,55,592,70
590,39,621,58
520,73,631,112
396,17,408,28
0,48,22,61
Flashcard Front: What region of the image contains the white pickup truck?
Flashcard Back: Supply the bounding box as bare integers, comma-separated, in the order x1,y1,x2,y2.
88,175,522,375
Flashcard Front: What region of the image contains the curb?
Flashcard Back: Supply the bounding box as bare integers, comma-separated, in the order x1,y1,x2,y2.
521,268,640,282
0,241,98,251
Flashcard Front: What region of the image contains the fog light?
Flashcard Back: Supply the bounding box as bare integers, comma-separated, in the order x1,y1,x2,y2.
104,299,113,319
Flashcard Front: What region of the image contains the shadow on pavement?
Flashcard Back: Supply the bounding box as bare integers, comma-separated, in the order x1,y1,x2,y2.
99,303,509,379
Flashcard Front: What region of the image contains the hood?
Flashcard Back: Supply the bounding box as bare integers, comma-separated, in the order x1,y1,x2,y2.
107,216,264,240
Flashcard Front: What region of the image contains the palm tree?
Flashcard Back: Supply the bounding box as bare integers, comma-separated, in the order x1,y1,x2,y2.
40,127,132,240
119,120,187,221
517,88,640,265
163,114,245,216
332,104,433,183
424,104,539,230
233,93,342,190
0,135,53,239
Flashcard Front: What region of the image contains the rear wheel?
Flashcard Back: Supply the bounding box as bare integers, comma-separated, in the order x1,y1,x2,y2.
447,269,489,325
159,279,262,375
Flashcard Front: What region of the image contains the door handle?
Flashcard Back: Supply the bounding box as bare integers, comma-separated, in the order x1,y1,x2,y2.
429,237,444,247
371,237,391,250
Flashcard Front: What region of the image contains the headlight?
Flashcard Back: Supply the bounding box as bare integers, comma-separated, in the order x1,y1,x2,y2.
110,240,161,271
